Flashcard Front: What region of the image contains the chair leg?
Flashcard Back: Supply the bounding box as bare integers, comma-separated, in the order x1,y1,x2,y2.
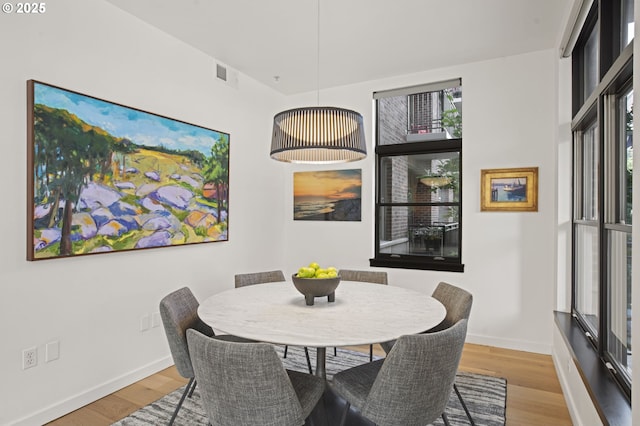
304,347,313,374
441,412,451,426
369,344,373,362
339,402,350,426
284,345,288,358
187,379,197,398
453,383,475,426
334,347,337,356
169,377,194,426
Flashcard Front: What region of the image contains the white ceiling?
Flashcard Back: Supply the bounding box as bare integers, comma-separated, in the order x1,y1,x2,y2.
105,0,572,95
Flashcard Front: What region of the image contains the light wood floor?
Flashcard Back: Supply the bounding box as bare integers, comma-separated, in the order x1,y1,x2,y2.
47,343,572,425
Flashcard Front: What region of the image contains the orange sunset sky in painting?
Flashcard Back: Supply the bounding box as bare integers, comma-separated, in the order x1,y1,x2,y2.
293,169,362,202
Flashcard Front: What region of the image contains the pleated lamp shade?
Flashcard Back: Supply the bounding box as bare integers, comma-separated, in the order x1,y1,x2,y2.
270,106,367,164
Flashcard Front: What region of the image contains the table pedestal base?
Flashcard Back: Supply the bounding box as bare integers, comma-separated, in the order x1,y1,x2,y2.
307,386,374,426
315,347,326,378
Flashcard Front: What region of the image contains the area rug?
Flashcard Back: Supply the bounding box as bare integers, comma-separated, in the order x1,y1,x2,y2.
113,346,506,426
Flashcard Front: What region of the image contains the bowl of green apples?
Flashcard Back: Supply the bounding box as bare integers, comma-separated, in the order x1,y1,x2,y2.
292,262,340,306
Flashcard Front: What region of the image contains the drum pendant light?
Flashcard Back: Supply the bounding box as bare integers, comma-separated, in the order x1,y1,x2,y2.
270,1,367,164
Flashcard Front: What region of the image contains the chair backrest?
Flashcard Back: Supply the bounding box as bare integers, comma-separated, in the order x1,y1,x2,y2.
234,270,286,288
430,281,473,332
339,269,388,285
362,319,468,425
186,329,306,426
159,287,214,379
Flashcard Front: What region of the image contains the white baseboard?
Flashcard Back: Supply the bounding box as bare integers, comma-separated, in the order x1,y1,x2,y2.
466,332,552,355
9,356,173,426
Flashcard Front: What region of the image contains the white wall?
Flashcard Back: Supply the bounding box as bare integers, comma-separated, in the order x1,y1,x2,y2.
0,1,288,424
0,1,573,424
282,49,559,354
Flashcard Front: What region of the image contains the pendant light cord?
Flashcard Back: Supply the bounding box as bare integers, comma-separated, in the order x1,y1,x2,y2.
316,0,320,106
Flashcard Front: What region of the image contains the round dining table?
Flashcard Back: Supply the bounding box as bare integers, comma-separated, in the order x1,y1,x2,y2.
198,280,446,378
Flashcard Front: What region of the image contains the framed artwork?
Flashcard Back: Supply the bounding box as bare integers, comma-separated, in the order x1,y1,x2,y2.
480,167,538,212
293,169,362,221
27,80,230,260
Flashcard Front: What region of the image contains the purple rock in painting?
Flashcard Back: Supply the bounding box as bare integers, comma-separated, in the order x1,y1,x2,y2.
140,196,166,212
125,167,139,174
90,246,114,253
136,231,171,248
115,216,140,232
34,204,51,219
180,175,200,188
97,220,127,237
109,201,139,216
72,212,97,240
145,171,161,182
77,182,122,210
91,207,115,229
114,181,136,190
141,216,173,231
150,185,194,210
34,228,62,250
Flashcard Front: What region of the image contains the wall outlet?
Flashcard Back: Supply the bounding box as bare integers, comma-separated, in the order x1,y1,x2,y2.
151,312,161,328
22,347,37,370
46,340,60,362
140,314,150,332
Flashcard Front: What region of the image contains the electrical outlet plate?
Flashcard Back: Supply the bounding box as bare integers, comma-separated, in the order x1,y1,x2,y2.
46,341,60,362
151,312,161,328
23,347,37,369
140,314,150,332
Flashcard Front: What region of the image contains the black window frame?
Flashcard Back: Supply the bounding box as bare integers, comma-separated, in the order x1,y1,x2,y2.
370,82,464,273
570,0,633,399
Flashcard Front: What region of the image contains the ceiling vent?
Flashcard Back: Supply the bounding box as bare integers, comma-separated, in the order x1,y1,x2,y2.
216,64,227,81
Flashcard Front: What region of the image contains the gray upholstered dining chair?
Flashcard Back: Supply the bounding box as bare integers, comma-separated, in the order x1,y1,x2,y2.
338,269,388,361
331,319,468,426
187,329,326,426
235,270,313,374
234,270,288,288
159,287,252,426
380,281,474,425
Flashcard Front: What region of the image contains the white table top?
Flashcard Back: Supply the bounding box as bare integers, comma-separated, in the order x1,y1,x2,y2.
198,280,446,348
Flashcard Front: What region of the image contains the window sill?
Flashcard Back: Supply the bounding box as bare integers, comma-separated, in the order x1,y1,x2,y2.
369,257,464,272
553,311,630,426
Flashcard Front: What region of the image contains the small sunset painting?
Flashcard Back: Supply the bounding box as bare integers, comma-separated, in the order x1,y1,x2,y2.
293,169,362,221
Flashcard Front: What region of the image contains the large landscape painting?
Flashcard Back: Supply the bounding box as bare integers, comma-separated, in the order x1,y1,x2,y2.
27,80,230,260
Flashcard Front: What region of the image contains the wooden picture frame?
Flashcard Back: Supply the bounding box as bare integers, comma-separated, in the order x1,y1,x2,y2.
27,80,230,260
480,167,538,212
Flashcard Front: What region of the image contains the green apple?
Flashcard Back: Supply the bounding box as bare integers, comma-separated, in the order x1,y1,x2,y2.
308,262,320,270
327,270,338,278
327,266,337,272
316,272,329,279
315,268,328,278
299,267,315,278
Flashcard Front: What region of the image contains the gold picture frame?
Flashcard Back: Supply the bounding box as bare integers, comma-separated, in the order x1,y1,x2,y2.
480,167,538,212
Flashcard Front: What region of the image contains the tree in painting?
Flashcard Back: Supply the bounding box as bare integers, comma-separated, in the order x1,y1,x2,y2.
201,134,229,224
34,106,116,255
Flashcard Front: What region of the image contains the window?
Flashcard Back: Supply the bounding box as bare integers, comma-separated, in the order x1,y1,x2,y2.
621,0,634,49
371,79,463,272
571,0,633,397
